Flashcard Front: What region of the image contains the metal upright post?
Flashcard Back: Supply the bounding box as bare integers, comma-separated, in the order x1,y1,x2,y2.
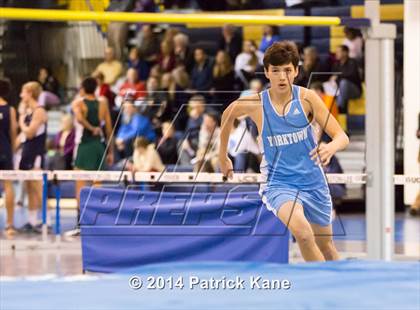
41,172,48,242
364,0,396,260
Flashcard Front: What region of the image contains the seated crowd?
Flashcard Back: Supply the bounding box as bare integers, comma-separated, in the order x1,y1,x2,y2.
0,23,362,234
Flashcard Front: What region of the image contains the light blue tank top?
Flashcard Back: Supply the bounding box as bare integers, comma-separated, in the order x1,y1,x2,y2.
260,85,327,189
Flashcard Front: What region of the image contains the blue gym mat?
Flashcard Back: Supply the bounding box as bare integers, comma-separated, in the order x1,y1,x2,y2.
1,260,419,310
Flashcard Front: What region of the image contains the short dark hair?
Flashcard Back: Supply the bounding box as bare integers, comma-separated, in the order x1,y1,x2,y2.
93,72,105,82
194,47,206,54
81,77,97,94
263,41,300,70
339,45,350,53
0,78,11,98
309,81,324,93
134,137,150,149
204,110,220,126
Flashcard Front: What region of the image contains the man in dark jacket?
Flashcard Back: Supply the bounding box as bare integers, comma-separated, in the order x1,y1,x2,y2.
330,45,362,113
190,48,213,98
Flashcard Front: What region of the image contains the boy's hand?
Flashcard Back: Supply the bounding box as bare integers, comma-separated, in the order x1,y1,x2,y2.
106,153,114,167
219,155,234,181
310,142,336,166
92,127,102,136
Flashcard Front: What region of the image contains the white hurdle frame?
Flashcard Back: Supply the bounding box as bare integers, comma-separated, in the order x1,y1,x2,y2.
0,170,419,252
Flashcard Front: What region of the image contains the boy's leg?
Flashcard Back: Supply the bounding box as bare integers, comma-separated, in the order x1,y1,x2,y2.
311,223,340,261
337,79,361,113
277,201,325,262
3,181,14,229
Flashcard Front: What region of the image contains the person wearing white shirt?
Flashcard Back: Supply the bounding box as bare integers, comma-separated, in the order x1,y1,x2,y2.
228,118,261,172
234,40,264,86
343,27,364,60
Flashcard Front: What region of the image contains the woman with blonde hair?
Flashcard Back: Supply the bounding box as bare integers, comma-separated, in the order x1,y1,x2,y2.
18,81,48,233
234,40,264,87
158,40,176,73
131,137,164,172
212,50,236,111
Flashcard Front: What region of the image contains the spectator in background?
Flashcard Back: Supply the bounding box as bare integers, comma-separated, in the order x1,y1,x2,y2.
235,40,264,87
128,47,150,82
173,33,194,73
162,28,179,44
190,48,213,97
38,67,60,96
37,67,61,108
115,99,156,159
92,47,123,85
163,0,191,9
149,64,163,80
0,78,17,236
131,137,164,172
219,24,243,63
134,0,156,13
228,118,260,172
170,66,190,131
343,27,363,61
330,45,362,113
107,22,128,60
49,113,75,171
18,82,48,233
179,95,206,166
93,72,116,120
295,46,328,87
240,78,264,138
137,24,160,65
240,78,264,97
310,82,339,121
320,141,346,206
160,72,173,93
143,75,169,128
259,25,281,53
105,0,138,59
211,50,236,112
157,121,178,165
158,40,176,73
194,111,220,173
116,68,147,107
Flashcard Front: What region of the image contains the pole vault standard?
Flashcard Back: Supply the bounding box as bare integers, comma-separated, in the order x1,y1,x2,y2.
0,6,396,260
364,0,397,261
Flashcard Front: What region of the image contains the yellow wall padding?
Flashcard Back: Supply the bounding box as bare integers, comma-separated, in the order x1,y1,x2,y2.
337,114,347,131
351,4,403,21
330,37,346,53
67,1,110,31
330,26,345,38
68,0,110,11
57,0,69,8
243,26,264,42
348,84,366,116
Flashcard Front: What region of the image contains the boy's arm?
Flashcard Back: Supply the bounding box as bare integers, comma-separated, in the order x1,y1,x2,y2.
219,95,257,179
99,98,114,164
72,99,99,134
304,89,349,166
9,106,17,151
19,108,46,139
